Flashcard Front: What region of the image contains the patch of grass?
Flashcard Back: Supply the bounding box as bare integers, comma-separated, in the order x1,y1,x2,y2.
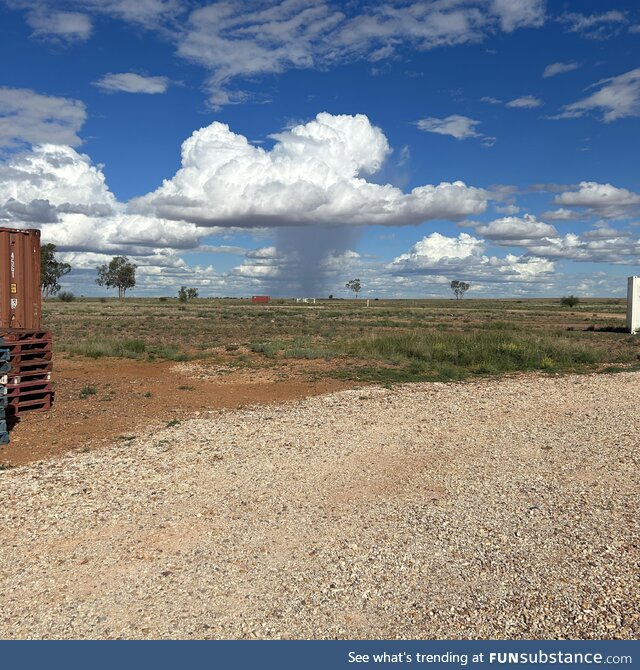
599,364,640,374
149,344,189,361
177,385,194,391
79,384,98,399
343,331,608,379
43,296,636,385
481,320,521,331
61,337,190,362
166,419,180,428
250,341,282,358
63,337,146,359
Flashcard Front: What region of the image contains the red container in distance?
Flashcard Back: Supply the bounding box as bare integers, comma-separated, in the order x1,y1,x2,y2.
251,295,270,304
0,227,42,330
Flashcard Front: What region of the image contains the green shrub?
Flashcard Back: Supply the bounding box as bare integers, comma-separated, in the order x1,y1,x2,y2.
561,295,580,307
58,291,75,302
250,342,281,358
149,344,189,361
79,384,98,398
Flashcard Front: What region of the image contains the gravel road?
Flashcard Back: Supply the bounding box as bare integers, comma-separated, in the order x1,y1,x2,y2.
1,372,638,639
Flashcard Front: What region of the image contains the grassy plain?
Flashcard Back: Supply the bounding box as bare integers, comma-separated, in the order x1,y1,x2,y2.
42,296,639,384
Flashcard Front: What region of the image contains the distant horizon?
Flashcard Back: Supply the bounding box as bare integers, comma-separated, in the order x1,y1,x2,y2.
46,292,629,302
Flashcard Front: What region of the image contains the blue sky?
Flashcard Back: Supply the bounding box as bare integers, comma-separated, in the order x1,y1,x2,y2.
1,0,639,298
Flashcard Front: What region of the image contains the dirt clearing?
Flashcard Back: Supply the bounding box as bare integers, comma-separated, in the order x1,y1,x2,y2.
1,372,638,639
0,355,353,466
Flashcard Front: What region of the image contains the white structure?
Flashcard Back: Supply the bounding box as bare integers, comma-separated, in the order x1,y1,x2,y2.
627,276,640,334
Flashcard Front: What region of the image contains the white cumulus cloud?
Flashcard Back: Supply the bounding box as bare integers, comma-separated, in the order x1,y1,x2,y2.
525,231,640,264
130,113,489,227
554,181,640,218
389,232,555,283
473,214,558,244
392,232,485,269
0,144,203,255
0,144,116,215
0,87,86,148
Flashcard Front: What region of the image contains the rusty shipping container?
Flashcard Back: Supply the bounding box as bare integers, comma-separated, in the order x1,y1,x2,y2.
0,227,42,331
251,295,270,303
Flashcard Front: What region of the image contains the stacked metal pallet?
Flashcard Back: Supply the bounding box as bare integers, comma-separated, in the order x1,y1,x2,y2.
1,339,10,444
0,330,53,419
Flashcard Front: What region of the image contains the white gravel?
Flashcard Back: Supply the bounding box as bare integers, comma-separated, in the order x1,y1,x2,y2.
1,372,638,639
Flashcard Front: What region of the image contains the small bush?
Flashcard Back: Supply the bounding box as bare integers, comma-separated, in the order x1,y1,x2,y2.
250,342,281,358
149,344,189,361
561,295,580,307
58,291,75,302
79,384,98,399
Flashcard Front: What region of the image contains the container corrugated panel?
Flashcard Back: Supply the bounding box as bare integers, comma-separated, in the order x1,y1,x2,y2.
0,227,42,330
0,330,53,417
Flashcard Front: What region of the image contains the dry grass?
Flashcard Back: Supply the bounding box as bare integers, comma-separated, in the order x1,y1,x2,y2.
43,296,639,382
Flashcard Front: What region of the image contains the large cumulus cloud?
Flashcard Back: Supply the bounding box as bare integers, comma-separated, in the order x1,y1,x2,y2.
0,143,116,217
389,232,555,283
0,143,203,253
130,112,489,227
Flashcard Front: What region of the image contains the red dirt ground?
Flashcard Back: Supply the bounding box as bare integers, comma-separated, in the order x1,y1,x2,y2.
1,355,356,466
